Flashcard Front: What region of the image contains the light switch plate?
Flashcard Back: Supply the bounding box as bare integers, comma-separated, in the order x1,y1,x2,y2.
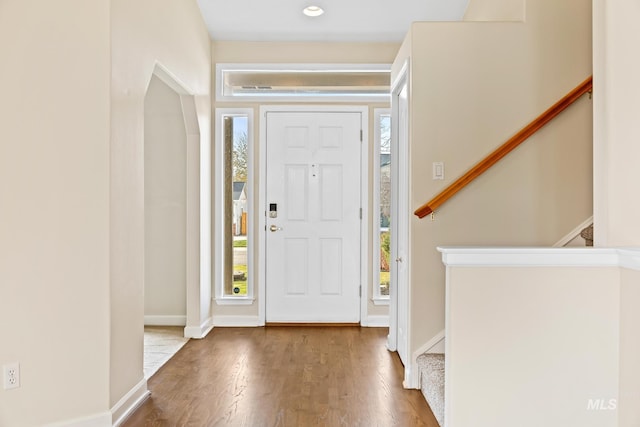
433,162,444,180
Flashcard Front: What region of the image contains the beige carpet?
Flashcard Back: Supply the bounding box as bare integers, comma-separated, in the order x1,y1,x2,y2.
417,353,445,427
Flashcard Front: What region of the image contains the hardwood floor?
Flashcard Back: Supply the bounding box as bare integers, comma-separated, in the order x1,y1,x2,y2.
123,327,439,427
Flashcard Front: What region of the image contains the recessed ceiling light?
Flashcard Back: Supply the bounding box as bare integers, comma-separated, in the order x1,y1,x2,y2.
303,5,324,17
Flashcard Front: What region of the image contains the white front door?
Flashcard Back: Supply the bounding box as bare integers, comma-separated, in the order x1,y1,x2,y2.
265,111,362,323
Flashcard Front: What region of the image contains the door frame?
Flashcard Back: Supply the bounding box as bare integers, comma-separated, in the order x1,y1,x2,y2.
258,105,369,325
388,60,411,376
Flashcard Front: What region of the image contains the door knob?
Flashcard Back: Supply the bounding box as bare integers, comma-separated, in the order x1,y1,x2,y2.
270,225,283,232
396,257,403,263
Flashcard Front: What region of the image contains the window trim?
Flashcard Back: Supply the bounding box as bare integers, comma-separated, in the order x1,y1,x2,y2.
373,108,391,305
216,63,391,103
214,108,255,304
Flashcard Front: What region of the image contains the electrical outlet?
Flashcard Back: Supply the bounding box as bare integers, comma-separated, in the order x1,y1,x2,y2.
3,363,20,390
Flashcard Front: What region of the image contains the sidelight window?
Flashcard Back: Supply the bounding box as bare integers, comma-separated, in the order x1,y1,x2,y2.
215,109,254,302
373,109,391,303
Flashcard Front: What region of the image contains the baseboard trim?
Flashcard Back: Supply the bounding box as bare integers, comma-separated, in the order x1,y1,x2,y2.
184,317,214,339
111,378,150,427
144,315,186,326
213,315,262,327
414,330,445,357
403,364,416,389
44,412,112,427
553,216,593,247
362,315,389,327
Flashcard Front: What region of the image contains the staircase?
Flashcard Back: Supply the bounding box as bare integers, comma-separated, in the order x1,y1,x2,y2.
414,224,594,427
416,353,445,426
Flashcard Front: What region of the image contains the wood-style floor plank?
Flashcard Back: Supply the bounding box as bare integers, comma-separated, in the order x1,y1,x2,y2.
123,327,439,427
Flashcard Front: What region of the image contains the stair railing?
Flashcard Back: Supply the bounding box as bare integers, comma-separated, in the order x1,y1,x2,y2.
414,76,593,219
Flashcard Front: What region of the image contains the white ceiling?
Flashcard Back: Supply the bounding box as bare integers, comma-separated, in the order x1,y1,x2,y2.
196,0,470,43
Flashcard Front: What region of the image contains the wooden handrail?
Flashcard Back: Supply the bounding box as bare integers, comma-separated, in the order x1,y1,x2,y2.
414,76,593,218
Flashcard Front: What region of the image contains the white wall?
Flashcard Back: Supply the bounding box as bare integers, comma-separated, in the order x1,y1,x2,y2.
593,0,640,247
592,5,640,422
592,4,640,419
110,0,211,414
463,0,525,21
0,1,111,425
392,0,592,378
441,248,626,427
619,268,640,426
0,1,210,424
441,248,640,426
144,75,188,323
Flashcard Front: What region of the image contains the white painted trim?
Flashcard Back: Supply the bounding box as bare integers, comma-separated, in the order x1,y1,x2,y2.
144,315,186,326
553,216,593,247
402,364,415,390
197,107,213,344
388,60,411,364
414,329,445,356
258,107,267,326
438,246,618,267
362,315,390,327
387,62,407,354
371,297,390,306
111,379,150,427
617,249,640,271
212,315,262,327
386,333,395,352
183,103,200,345
390,60,410,97
438,246,640,271
213,297,255,305
43,412,111,427
152,62,194,95
444,264,452,427
360,109,371,326
259,105,370,325
184,317,214,339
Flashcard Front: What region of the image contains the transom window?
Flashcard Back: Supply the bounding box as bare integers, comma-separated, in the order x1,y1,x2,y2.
216,64,390,102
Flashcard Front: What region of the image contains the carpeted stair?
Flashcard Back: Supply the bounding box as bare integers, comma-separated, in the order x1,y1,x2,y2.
580,224,593,246
416,353,445,426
